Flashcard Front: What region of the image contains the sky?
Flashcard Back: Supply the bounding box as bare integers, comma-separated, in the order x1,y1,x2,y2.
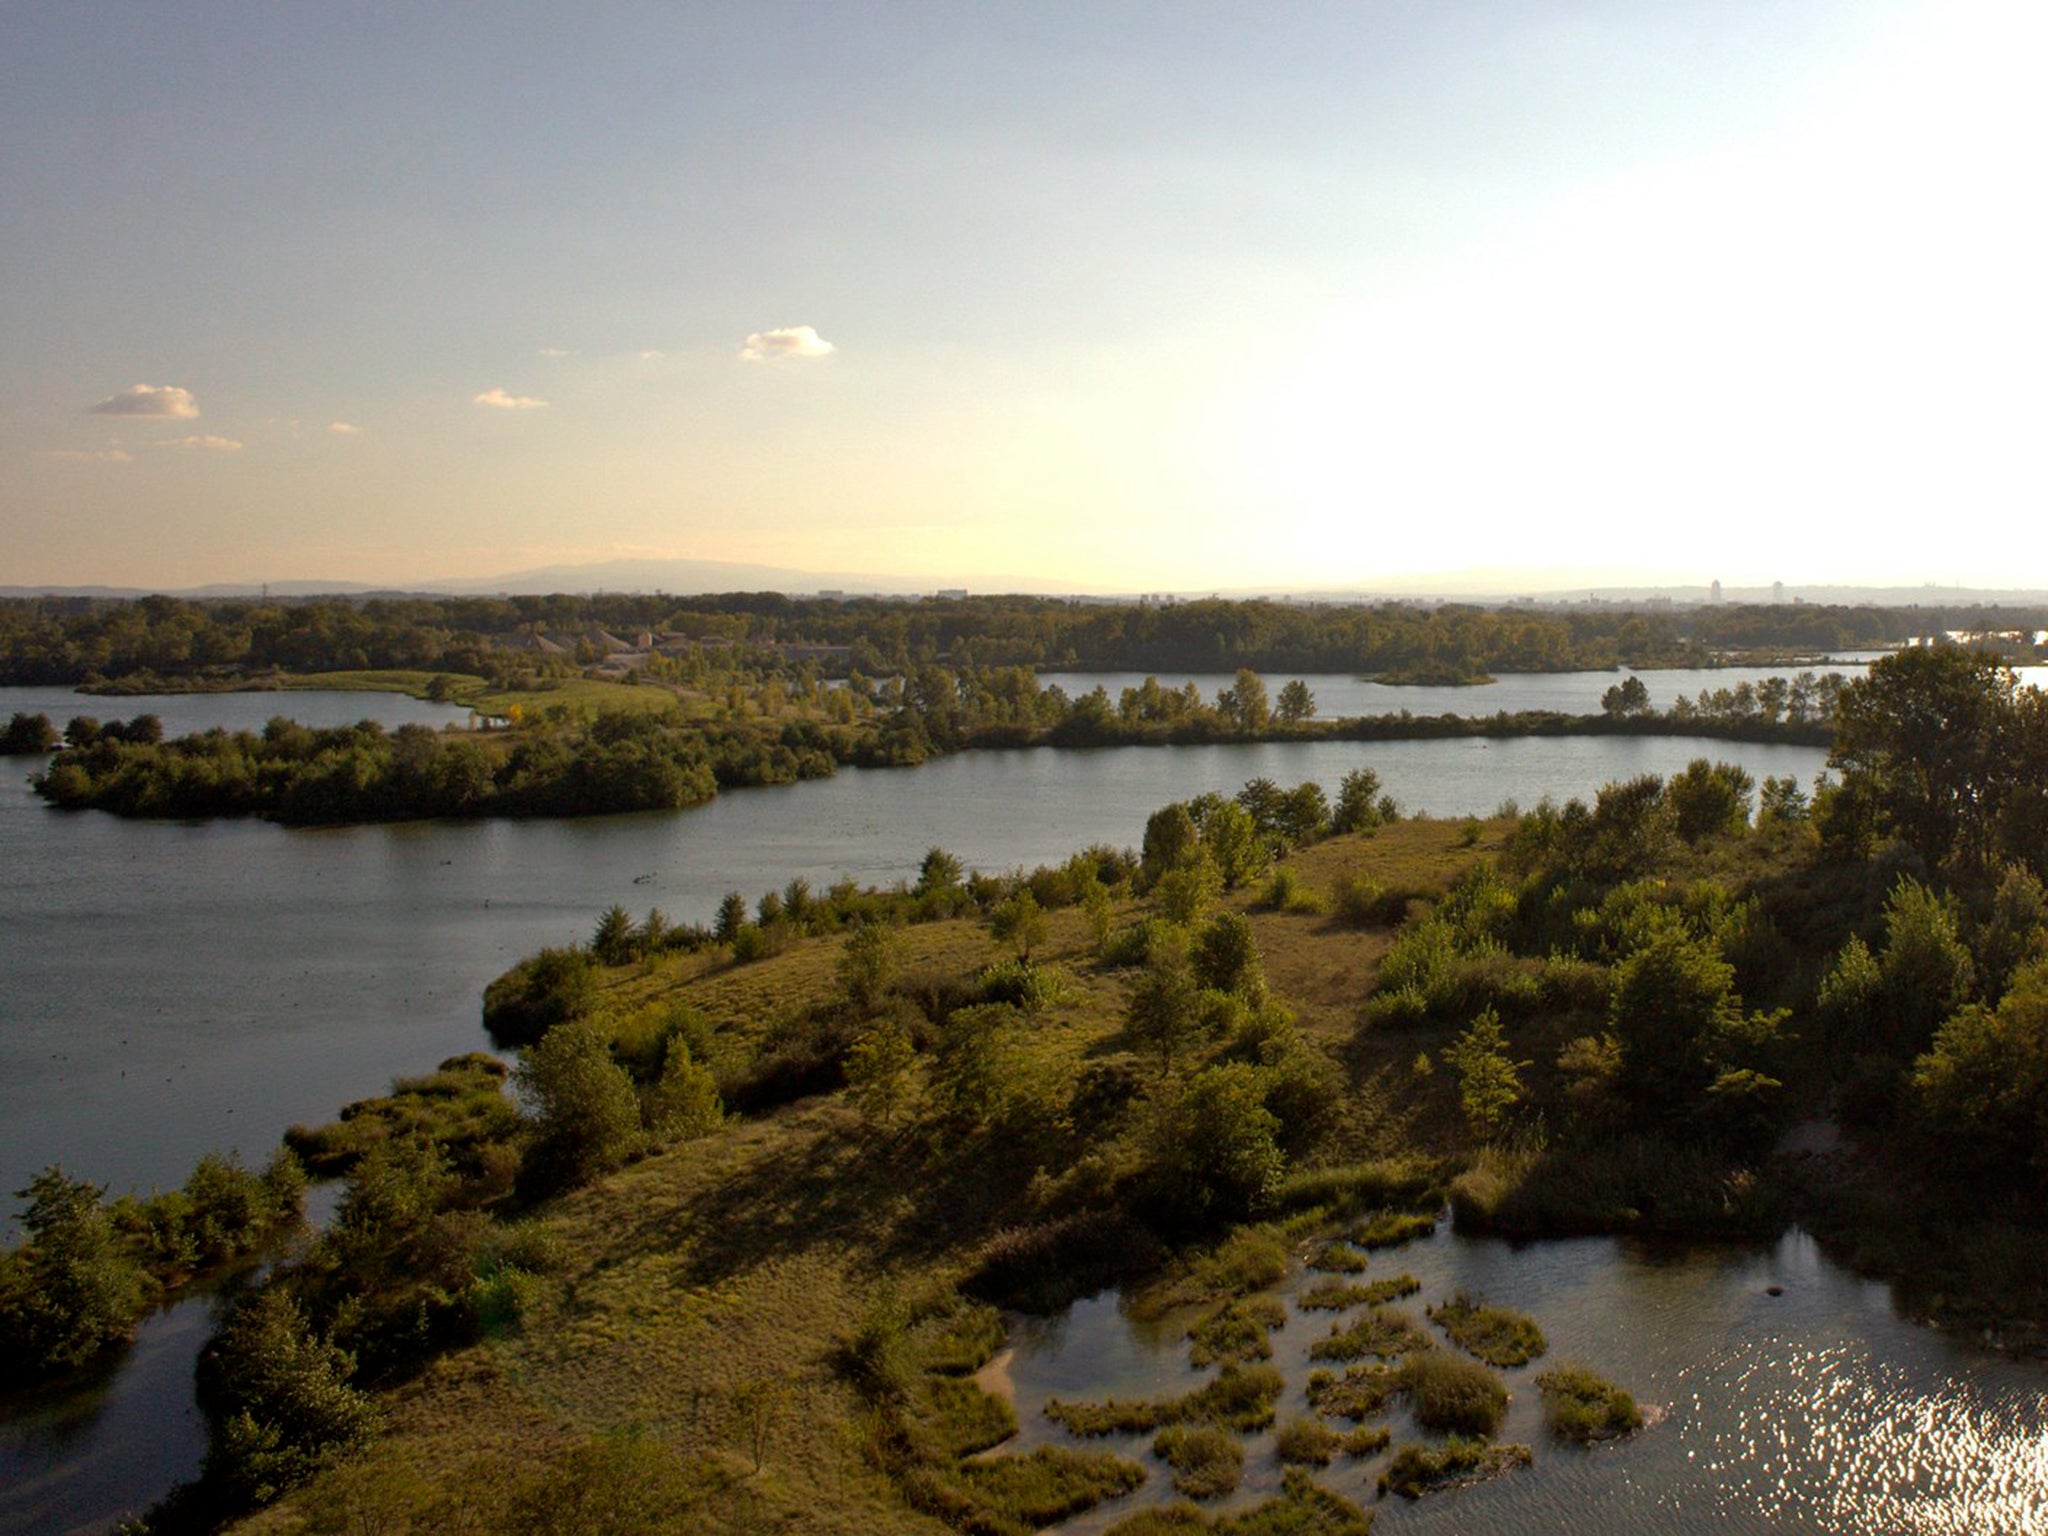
3,1,2043,595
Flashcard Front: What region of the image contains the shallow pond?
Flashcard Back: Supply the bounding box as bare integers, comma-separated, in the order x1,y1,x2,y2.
996,1222,2048,1535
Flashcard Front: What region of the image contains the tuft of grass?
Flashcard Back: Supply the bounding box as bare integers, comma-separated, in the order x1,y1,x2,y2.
1297,1275,1419,1312
1104,1507,1214,1536
1138,1225,1291,1317
1306,1240,1369,1274
1047,1364,1285,1437
1308,1308,1431,1364
284,1054,515,1176
1378,1437,1532,1499
1398,1349,1508,1437
918,1299,1007,1375
1427,1291,1547,1367
921,1375,1019,1458
1153,1424,1245,1499
1306,1364,1402,1421
1271,1157,1445,1217
1537,1364,1643,1443
914,1446,1148,1534
1187,1295,1288,1367
1352,1209,1438,1249
1274,1415,1341,1466
1104,1469,1374,1535
1339,1425,1391,1457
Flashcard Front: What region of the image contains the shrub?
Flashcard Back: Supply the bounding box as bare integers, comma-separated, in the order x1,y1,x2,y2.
482,946,598,1046
202,1288,376,1507
516,1019,645,1193
1331,874,1386,929
1399,1349,1508,1437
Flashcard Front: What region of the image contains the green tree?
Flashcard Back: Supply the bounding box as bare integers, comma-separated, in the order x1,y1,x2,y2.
1910,959,2048,1194
1201,801,1269,889
1192,911,1264,999
1829,646,2025,868
988,889,1049,961
917,845,964,893
845,1015,918,1130
517,1020,644,1191
1666,759,1754,843
1600,676,1650,717
1874,877,1974,1058
1442,1010,1526,1137
1,711,59,754
591,904,637,966
0,1168,147,1383
1141,803,1201,888
1275,680,1317,724
714,891,749,945
1332,767,1386,833
1219,669,1271,734
837,921,903,1011
646,1043,724,1141
203,1288,376,1507
1141,1063,1286,1231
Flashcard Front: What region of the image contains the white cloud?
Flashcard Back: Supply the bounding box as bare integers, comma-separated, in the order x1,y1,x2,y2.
158,434,244,452
47,447,132,463
739,325,836,362
90,383,199,418
327,421,362,435
473,387,548,410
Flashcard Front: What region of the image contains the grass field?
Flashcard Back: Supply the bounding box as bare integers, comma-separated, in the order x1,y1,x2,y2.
227,820,1519,1535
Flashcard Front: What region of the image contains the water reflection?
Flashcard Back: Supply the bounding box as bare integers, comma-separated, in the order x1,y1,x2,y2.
1000,1225,2048,1536
0,1296,214,1536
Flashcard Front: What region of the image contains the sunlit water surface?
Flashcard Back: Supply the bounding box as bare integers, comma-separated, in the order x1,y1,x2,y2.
1002,1226,2048,1536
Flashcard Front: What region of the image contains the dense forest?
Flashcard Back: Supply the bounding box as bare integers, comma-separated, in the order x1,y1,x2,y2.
3,591,2039,691
6,648,2046,1534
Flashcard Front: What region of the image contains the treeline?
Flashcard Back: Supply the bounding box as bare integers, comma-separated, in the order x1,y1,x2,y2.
30,660,1836,825
7,591,2032,691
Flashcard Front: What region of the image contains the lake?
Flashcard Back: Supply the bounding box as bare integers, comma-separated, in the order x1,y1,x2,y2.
0,678,2028,1535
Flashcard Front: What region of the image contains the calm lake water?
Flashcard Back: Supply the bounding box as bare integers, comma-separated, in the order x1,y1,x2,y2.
1004,1223,2048,1536
0,679,2035,1535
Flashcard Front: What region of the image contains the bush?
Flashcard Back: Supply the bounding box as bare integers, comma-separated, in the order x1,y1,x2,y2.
482,946,599,1047
516,1019,645,1193
0,1168,149,1385
1399,1349,1508,1437
202,1288,376,1508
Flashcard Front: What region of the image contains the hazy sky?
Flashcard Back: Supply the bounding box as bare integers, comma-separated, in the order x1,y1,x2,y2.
3,1,2042,593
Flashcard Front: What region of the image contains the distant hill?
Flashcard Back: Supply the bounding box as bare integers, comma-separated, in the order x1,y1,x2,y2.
4,563,2046,607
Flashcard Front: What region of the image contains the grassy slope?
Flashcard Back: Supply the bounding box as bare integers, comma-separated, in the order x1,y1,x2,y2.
235,822,1493,1535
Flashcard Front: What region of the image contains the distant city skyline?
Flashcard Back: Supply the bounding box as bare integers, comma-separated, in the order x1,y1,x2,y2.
4,2,2042,593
